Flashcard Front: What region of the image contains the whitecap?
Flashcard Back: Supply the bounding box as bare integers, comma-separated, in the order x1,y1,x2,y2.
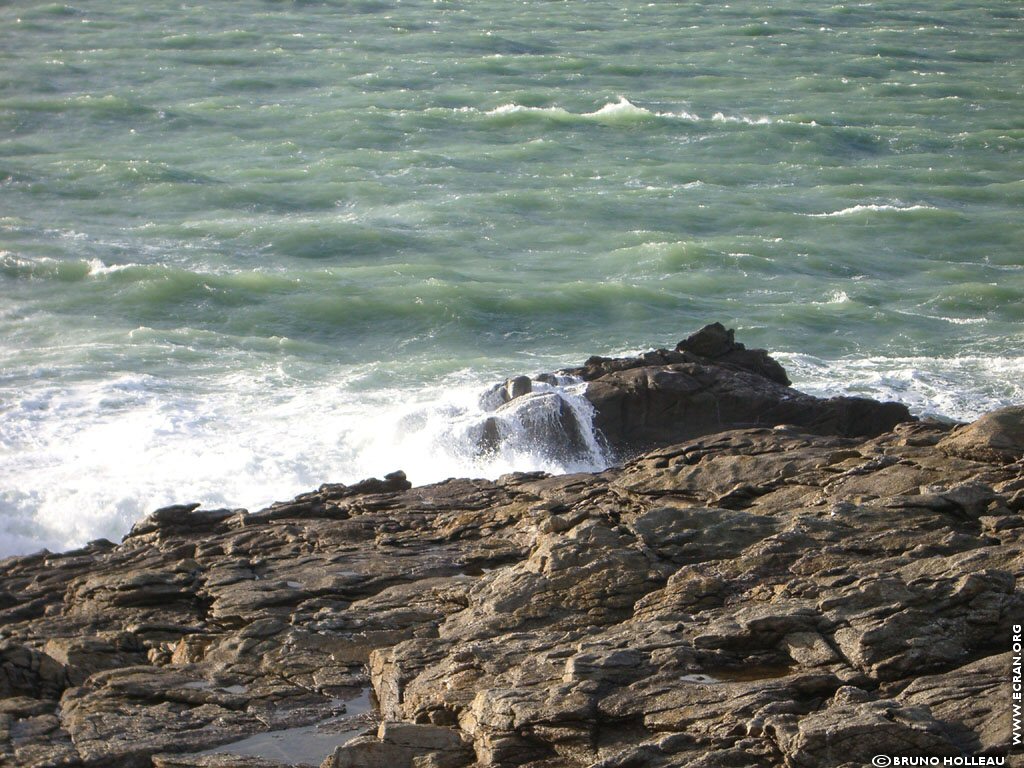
776,352,1024,423
711,112,775,125
804,203,939,218
485,103,574,118
475,99,785,126
582,96,656,120
485,97,693,124
809,290,851,305
85,258,139,275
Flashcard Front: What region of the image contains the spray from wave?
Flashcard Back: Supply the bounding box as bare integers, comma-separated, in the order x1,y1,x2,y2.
0,368,609,557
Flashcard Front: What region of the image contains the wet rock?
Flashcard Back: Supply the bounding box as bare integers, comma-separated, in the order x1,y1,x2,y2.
128,504,237,540
323,721,473,768
506,376,533,401
154,755,290,768
564,323,913,456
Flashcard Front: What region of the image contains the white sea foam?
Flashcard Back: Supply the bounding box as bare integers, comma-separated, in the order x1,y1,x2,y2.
483,98,747,125
485,98,662,122
809,290,851,305
583,97,657,119
85,258,140,275
805,203,939,218
777,352,1024,423
711,112,776,125
0,369,609,557
485,103,575,118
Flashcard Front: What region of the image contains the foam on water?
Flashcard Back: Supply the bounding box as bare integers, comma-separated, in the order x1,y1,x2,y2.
779,353,1024,423
482,98,773,125
0,367,610,556
804,203,941,218
484,98,668,124
85,259,142,276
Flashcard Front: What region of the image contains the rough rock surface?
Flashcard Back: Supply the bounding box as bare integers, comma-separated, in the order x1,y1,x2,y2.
567,323,914,456
1,328,1020,768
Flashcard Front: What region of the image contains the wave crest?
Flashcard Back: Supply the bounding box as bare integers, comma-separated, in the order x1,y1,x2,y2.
805,202,940,218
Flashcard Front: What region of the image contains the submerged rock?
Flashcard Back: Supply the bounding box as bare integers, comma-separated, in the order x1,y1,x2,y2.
0,328,1019,768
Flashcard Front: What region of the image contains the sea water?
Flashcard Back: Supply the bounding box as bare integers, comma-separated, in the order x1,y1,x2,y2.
1,1,1022,555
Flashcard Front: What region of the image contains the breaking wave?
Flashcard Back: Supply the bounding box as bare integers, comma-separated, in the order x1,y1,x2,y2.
0,369,609,557
804,203,940,218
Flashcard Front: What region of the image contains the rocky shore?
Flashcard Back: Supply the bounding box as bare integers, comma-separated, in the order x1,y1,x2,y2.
2,325,1021,768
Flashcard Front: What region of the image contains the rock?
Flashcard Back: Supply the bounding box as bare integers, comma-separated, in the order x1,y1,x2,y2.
0,335,1019,768
493,391,595,464
479,376,534,411
154,756,290,768
676,321,738,359
897,652,1010,754
323,722,472,768
676,322,791,386
565,325,913,456
506,376,532,400
768,694,960,767
127,504,237,540
43,632,146,686
939,405,1024,464
472,324,911,460
0,642,66,700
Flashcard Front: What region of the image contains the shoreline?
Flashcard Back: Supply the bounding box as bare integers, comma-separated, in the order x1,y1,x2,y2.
2,325,1021,768
6,327,1022,562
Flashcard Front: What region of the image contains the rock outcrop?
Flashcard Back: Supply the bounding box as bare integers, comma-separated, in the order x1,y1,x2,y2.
1,327,1019,768
569,323,913,456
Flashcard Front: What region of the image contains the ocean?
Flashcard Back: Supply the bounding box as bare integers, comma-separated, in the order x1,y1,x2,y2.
1,0,1022,555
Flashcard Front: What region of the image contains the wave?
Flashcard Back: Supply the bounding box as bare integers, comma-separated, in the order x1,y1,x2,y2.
0,370,609,557
778,352,1024,422
804,202,940,218
479,97,780,126
809,290,851,305
484,97,671,124
0,252,93,282
85,258,143,276
711,112,776,125
5,339,1021,560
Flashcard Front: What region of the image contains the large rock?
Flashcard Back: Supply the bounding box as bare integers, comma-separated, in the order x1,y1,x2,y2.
939,405,1024,464
565,323,913,456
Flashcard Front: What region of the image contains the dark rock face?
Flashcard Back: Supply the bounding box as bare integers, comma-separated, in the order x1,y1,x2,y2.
1,330,1019,768
566,324,913,457
675,321,791,386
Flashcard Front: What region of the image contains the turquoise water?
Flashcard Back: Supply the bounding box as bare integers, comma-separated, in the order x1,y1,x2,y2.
2,1,1022,554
